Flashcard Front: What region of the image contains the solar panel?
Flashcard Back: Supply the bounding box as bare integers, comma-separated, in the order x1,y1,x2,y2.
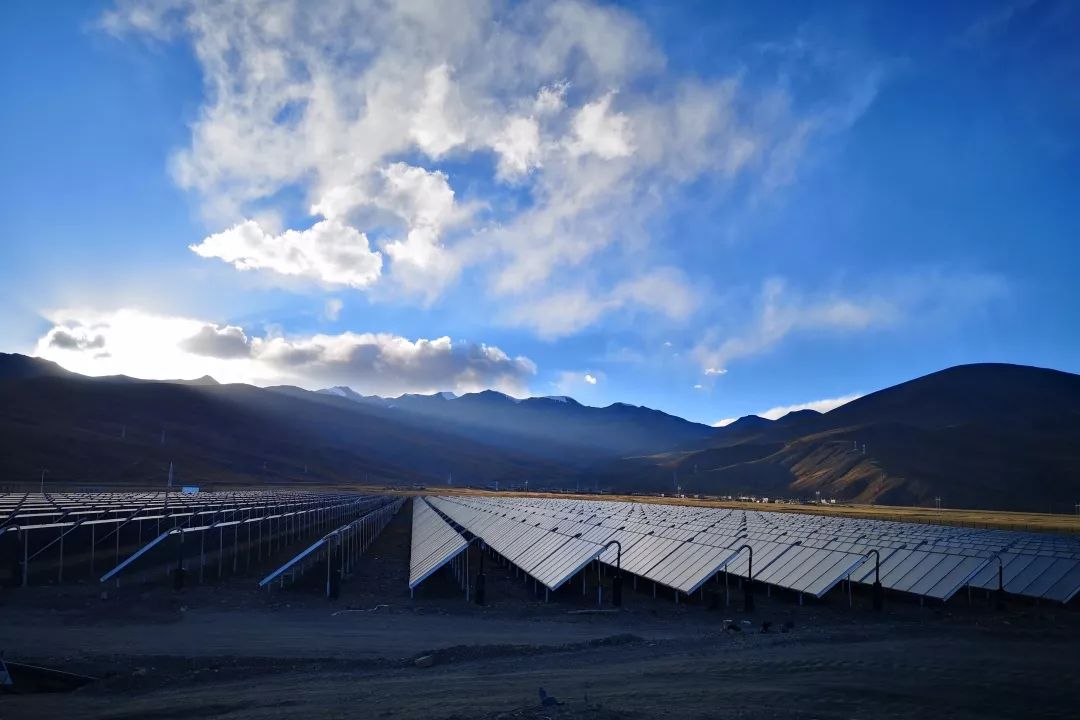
408,498,468,590
424,495,1080,605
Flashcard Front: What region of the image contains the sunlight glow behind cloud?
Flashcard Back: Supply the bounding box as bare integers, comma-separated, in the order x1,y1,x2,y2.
33,308,536,397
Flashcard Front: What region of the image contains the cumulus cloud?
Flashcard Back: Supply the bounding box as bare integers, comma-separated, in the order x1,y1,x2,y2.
190,219,382,288
100,0,876,336
493,115,543,180
46,327,106,351
312,162,471,299
179,324,252,359
256,332,536,395
32,308,536,396
584,373,598,385
566,92,634,159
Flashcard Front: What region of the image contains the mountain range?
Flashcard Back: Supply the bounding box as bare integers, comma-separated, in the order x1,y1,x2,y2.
1,352,1077,512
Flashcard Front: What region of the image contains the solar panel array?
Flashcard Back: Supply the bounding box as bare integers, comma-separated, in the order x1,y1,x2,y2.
0,491,368,536
261,497,403,592
409,497,468,589
425,496,1080,603
0,490,388,587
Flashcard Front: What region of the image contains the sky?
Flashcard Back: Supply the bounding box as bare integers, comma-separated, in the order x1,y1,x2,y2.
1,0,1077,426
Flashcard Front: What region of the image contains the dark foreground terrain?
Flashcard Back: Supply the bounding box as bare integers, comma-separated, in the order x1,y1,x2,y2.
2,507,1078,719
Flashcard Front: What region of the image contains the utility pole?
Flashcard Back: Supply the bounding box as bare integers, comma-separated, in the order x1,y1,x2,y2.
935,497,941,510
165,462,173,516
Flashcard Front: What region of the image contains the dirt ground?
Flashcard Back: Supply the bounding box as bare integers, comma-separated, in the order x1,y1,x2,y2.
2,501,1079,719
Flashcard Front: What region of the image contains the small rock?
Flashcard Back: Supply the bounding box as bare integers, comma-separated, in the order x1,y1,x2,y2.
539,687,562,706
414,655,435,668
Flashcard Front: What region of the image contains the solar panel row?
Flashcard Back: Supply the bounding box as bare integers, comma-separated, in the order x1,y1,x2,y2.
0,491,388,587
424,496,1080,603
408,497,468,589
427,496,609,591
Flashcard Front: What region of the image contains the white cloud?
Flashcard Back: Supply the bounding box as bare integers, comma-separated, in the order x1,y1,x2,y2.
756,393,862,420
566,92,634,159
493,116,543,180
32,308,536,396
695,278,893,373
534,82,568,115
551,368,604,395
710,392,862,428
101,0,876,337
410,64,467,158
695,271,1008,373
190,219,382,288
312,162,472,298
323,298,344,322
506,267,698,339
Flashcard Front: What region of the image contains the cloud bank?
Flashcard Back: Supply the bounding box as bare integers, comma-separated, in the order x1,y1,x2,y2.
34,308,536,396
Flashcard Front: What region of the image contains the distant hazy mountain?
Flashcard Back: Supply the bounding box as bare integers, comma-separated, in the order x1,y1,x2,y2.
1,353,1077,511
0,353,707,490
313,386,713,459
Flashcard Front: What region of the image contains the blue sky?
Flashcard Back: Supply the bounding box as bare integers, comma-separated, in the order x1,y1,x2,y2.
1,0,1077,425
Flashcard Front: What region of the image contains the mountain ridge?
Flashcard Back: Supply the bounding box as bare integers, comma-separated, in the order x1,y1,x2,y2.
2,354,1078,511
